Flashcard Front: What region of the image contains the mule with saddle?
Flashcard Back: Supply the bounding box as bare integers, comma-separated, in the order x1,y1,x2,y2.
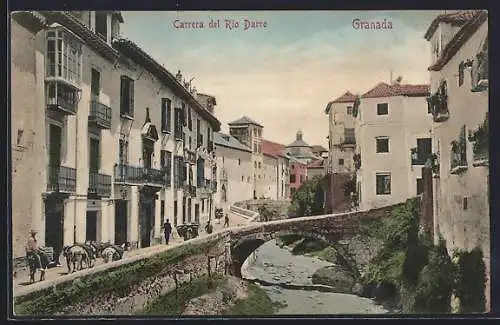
63,241,129,273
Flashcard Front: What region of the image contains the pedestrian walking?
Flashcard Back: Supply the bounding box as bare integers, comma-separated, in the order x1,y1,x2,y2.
163,219,172,245
224,213,229,228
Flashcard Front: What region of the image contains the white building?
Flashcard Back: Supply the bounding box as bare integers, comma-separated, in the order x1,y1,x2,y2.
213,132,253,210
10,11,221,259
261,139,290,200
228,116,264,199
355,81,431,210
324,91,358,174
424,10,489,309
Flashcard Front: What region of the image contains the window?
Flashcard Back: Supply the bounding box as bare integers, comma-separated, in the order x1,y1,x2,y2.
415,138,432,164
254,143,258,152
347,106,353,115
120,76,134,117
161,200,165,219
241,175,244,181
290,174,296,183
376,137,389,153
377,103,388,115
161,150,172,187
91,68,100,99
238,158,241,165
258,162,261,169
254,161,257,168
339,158,344,166
45,28,82,84
416,178,423,195
202,199,205,212
376,173,391,195
161,98,172,133
188,108,192,131
458,61,465,87
95,12,108,41
89,137,100,173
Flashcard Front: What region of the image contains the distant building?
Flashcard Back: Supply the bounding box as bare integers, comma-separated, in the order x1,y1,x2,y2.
311,145,329,159
288,157,307,198
285,130,317,164
424,10,489,310
213,132,253,210
305,159,326,180
261,139,290,200
228,116,264,199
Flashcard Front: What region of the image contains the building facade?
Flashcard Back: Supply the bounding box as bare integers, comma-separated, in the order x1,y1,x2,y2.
213,132,253,210
325,91,358,174
424,10,489,309
285,130,317,164
228,116,264,199
10,11,220,260
261,139,290,200
355,81,431,211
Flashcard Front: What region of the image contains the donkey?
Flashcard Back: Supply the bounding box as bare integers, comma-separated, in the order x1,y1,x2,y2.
26,250,50,283
101,243,128,263
63,245,91,273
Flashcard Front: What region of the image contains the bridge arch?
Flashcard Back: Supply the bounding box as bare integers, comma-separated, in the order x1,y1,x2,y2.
230,229,359,278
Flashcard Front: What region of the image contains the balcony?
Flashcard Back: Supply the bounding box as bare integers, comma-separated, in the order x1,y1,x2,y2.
174,126,183,141
410,148,428,165
450,140,468,174
89,99,112,129
469,113,489,167
47,165,76,193
46,81,79,115
88,173,112,197
343,129,356,147
114,164,166,187
425,153,440,178
183,184,197,197
183,148,196,165
471,51,488,92
353,153,361,170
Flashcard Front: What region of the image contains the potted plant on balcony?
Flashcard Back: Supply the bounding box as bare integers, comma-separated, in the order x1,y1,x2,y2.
468,113,489,165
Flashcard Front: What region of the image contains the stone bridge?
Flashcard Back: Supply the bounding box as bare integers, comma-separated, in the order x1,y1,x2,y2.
227,202,405,278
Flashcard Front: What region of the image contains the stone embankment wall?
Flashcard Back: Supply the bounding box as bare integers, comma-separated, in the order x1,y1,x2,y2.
14,232,232,316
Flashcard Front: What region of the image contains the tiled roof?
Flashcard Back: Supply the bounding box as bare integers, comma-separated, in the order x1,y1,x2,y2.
213,132,251,152
325,91,357,114
311,145,328,154
428,10,488,71
262,139,287,158
361,82,430,99
424,10,483,40
306,159,325,168
228,116,263,128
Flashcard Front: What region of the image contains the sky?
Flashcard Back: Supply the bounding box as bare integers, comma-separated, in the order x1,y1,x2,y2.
120,10,444,147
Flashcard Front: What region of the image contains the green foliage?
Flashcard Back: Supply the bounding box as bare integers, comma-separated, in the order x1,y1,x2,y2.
258,204,280,222
14,238,221,316
137,274,226,315
223,282,275,315
413,238,454,313
453,248,486,313
277,235,302,246
290,176,324,217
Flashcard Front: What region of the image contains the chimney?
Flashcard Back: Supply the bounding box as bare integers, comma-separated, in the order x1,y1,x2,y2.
176,70,182,82
393,76,403,85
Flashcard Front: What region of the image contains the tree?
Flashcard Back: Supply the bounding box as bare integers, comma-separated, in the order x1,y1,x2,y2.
289,176,324,217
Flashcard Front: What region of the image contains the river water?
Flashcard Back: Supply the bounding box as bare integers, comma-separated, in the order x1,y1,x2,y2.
242,240,388,315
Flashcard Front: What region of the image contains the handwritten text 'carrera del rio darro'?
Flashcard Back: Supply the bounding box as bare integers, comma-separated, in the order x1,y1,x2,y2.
173,18,268,30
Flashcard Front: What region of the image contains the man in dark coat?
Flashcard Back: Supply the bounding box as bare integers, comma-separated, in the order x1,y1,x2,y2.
163,219,172,245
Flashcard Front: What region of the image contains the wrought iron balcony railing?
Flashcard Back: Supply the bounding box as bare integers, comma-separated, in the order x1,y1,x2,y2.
47,165,76,193
89,99,112,129
114,164,166,186
88,172,112,197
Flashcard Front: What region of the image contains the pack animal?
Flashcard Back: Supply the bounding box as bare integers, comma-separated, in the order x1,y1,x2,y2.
63,244,91,273
26,250,50,283
101,244,126,263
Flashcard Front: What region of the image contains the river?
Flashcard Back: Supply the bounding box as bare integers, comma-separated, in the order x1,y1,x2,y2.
241,240,388,315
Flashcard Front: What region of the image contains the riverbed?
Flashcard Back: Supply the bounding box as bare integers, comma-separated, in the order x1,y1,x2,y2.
242,240,388,315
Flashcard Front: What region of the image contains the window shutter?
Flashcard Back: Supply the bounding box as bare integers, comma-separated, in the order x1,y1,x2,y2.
129,79,134,117
120,76,127,114
166,99,171,132
161,99,166,132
